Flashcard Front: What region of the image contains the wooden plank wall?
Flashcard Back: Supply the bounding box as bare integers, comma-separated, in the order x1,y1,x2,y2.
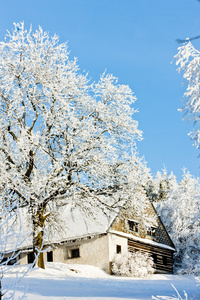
128,239,174,273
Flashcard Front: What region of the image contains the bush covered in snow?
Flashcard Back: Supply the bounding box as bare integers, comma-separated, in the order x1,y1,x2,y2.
111,251,154,278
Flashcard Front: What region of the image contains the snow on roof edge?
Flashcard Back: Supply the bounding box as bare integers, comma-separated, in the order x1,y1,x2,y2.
15,231,108,252
49,231,108,246
108,230,176,251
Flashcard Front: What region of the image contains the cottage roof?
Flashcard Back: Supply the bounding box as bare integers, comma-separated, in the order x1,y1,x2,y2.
5,193,175,253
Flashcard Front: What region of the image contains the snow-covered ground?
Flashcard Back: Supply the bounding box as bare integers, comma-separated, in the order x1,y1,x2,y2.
3,263,200,300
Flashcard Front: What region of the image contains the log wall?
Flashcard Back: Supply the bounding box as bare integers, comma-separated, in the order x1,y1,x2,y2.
128,239,174,273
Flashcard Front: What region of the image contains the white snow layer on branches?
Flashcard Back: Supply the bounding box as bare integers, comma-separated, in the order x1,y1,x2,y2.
155,170,200,275
175,40,200,148
0,22,142,211
0,22,152,263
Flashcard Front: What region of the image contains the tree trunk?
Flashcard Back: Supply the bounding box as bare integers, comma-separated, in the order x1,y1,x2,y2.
33,207,45,269
35,229,45,269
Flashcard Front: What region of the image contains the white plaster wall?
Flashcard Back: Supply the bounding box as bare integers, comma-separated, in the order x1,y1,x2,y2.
108,233,128,261
19,253,27,264
44,252,47,263
17,234,126,273
53,245,64,262
53,235,110,273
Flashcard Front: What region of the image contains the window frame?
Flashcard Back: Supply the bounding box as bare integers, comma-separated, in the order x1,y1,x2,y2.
152,253,157,264
47,251,53,262
70,248,80,259
28,252,35,264
163,256,167,266
127,220,139,233
146,226,156,237
116,245,121,254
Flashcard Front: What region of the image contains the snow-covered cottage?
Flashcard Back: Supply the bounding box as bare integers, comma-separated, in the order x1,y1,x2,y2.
16,196,175,274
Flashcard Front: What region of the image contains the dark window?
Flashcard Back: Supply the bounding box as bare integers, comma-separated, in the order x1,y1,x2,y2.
47,251,53,262
8,258,17,265
147,227,156,237
0,257,8,264
71,248,80,258
163,256,167,266
128,220,139,232
152,253,157,264
0,257,16,265
116,245,121,254
1,253,19,265
28,252,35,264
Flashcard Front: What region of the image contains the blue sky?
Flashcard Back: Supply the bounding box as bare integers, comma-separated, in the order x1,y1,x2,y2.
1,0,200,180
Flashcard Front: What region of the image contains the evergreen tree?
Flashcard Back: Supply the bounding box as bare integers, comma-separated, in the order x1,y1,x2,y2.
156,170,200,274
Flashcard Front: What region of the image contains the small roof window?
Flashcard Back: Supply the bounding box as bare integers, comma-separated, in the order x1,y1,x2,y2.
128,220,139,233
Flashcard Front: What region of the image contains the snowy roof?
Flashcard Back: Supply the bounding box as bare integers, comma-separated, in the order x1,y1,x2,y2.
5,202,118,252
46,204,117,245
5,193,175,252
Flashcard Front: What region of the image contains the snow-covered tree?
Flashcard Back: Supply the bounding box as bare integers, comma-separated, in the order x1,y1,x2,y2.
175,40,200,149
123,156,158,228
0,22,142,268
153,169,178,203
156,170,200,274
144,168,177,204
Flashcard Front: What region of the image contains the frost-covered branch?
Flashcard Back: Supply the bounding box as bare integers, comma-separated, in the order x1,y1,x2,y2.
0,22,144,268
155,169,200,275
175,40,200,149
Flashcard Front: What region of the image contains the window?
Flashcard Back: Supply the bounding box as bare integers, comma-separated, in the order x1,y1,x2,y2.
0,257,7,264
28,252,35,264
8,258,17,265
147,227,156,237
1,257,16,265
47,251,53,262
71,248,80,258
116,245,121,254
128,220,139,232
152,253,157,264
163,256,167,266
